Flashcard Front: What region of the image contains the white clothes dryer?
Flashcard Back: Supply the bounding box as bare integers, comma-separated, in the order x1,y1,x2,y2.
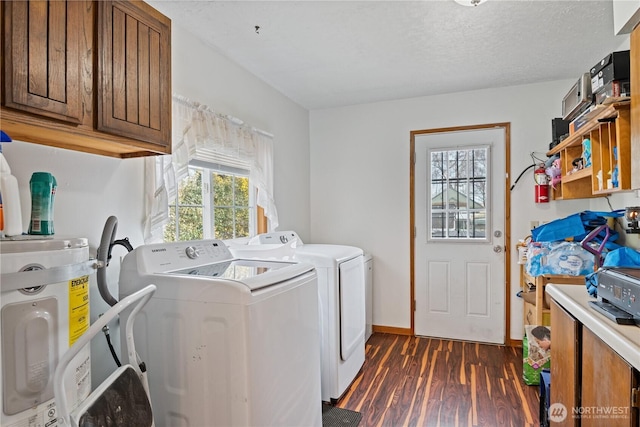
118,239,322,427
246,231,366,403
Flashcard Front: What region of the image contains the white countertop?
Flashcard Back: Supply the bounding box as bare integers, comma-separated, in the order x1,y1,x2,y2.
546,284,640,371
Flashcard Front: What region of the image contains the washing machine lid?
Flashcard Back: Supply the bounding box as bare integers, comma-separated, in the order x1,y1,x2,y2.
295,244,363,267
249,231,364,266
165,259,315,291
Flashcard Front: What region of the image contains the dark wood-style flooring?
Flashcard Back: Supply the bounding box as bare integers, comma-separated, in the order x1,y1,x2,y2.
336,333,540,427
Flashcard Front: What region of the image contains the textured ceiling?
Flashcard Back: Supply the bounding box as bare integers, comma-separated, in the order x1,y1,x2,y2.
149,0,628,110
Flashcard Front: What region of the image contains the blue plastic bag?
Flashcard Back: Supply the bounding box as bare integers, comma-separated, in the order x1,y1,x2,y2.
531,210,624,250
585,248,640,297
531,213,585,242
603,247,640,268
574,210,625,250
585,271,598,296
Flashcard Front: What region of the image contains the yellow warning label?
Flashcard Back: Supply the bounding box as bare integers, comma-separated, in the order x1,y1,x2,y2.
69,275,90,346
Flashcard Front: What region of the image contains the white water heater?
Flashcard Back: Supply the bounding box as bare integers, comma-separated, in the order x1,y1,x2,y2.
0,238,93,427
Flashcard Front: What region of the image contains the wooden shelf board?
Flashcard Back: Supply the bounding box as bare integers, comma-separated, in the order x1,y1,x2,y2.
562,167,592,183
592,187,628,196
547,101,630,156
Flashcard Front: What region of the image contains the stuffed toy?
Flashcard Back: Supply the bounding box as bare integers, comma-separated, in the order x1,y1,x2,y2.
582,138,592,167
545,158,562,189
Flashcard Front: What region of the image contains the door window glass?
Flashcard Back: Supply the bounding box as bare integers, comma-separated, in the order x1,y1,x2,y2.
429,147,489,240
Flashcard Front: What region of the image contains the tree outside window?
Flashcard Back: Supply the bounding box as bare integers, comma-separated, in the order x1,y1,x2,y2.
164,166,254,241
213,172,250,239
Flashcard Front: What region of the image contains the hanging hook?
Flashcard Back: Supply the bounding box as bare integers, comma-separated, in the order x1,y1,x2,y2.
255,25,260,34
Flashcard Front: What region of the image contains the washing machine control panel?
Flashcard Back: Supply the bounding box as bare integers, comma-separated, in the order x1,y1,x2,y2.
137,240,233,272
185,246,199,259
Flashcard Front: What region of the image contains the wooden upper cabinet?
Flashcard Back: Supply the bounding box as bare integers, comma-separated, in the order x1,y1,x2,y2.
97,1,171,148
1,0,171,158
3,1,83,123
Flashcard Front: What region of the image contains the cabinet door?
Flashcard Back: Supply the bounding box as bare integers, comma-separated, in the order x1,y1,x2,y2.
631,23,640,190
550,300,580,427
97,1,171,148
2,1,83,123
582,327,639,427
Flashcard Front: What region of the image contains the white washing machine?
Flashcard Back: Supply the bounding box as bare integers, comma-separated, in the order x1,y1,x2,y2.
245,231,366,403
118,239,322,427
0,238,93,427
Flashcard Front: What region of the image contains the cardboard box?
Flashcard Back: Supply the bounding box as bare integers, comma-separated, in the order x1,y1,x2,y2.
594,80,631,105
569,107,593,134
590,50,630,93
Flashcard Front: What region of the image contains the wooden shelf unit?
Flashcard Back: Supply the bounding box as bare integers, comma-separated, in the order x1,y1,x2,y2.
547,101,631,200
520,265,584,327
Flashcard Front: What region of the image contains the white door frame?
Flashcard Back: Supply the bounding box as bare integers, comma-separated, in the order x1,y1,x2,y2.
409,123,513,345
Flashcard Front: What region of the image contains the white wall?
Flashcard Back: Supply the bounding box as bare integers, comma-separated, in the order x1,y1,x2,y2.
613,0,640,34
2,20,311,385
309,80,640,341
3,142,148,385
170,27,312,237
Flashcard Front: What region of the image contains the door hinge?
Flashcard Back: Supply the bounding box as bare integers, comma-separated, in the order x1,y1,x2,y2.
412,152,416,165
413,299,416,312
632,387,640,408
414,226,417,238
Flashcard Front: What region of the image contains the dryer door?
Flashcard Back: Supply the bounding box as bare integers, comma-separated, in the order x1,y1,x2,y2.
339,256,365,361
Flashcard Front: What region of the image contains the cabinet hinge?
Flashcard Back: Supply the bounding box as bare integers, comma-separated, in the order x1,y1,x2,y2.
632,387,640,408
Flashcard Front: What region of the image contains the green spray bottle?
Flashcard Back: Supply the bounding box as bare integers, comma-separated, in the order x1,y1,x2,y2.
28,172,57,235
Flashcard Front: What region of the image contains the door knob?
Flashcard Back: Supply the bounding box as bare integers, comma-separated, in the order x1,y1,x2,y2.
493,245,503,253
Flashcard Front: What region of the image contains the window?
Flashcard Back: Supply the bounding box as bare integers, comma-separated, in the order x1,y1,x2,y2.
429,147,488,240
144,96,277,244
164,164,255,241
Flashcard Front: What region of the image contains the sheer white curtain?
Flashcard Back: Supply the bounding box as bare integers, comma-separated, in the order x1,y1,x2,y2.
143,95,278,243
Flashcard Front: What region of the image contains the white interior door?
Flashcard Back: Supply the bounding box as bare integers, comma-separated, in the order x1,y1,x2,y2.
414,127,506,344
